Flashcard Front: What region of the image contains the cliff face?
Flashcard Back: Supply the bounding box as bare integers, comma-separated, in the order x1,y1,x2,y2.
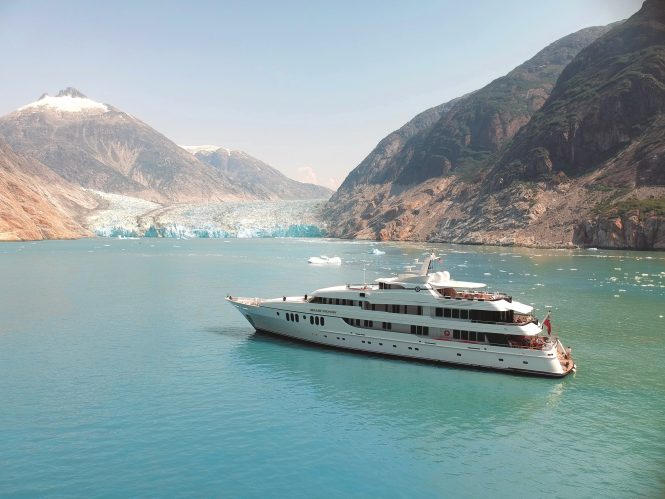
574,210,665,249
0,139,97,241
326,1,665,250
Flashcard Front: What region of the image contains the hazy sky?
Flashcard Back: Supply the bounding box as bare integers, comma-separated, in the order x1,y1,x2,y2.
0,0,643,188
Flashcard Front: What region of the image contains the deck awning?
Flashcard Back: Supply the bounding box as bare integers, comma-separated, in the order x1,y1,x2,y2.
503,300,533,314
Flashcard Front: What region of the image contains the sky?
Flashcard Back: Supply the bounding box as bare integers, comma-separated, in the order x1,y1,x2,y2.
0,0,643,189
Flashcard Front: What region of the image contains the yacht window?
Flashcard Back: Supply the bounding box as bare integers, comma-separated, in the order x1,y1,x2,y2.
310,316,314,325
461,330,468,341
461,310,469,320
469,331,476,342
335,299,340,305
452,309,460,319
372,304,376,311
436,308,443,317
286,314,290,322
410,325,416,334
321,317,325,326
296,314,299,322
315,317,320,326
417,306,422,315
392,304,399,313
453,330,460,340
444,308,451,318
423,326,429,336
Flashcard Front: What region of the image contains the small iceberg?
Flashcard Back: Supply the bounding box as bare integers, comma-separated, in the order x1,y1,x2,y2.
370,248,386,255
308,255,342,265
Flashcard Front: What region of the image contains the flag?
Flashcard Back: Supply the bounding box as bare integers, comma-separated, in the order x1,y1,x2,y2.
543,313,552,335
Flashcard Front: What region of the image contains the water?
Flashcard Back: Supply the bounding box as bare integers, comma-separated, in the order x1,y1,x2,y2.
1,239,664,498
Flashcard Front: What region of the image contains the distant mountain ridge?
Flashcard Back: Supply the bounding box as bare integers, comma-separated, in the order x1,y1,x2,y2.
182,145,332,200
325,2,665,250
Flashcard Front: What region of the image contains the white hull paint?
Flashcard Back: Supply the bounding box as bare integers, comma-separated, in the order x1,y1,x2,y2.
229,299,571,377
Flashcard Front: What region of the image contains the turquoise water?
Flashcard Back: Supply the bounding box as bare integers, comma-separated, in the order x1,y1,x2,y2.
1,239,664,498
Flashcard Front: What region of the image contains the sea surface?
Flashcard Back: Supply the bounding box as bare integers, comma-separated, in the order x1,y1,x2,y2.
1,238,664,498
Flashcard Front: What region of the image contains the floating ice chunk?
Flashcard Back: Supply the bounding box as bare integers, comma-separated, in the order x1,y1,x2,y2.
308,256,341,265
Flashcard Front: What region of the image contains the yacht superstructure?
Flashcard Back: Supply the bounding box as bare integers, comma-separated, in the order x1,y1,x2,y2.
227,255,575,377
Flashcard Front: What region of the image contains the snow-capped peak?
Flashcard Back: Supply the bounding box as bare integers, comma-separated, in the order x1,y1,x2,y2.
180,145,231,155
18,88,108,113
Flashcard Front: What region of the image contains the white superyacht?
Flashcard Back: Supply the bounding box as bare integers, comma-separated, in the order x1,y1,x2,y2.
227,255,575,377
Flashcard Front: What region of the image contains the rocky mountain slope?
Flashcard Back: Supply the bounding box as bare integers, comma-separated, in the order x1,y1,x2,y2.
325,1,665,249
182,145,331,200
0,88,248,204
0,139,97,240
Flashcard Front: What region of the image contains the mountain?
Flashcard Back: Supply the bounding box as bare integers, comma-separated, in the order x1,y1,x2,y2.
0,139,97,240
492,0,665,189
182,145,332,200
325,4,665,249
325,24,613,240
484,0,665,248
0,88,246,204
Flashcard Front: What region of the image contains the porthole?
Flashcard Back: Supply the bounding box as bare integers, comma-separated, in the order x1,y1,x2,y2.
362,340,366,344
277,312,280,316
523,361,529,365
379,343,383,346
393,345,397,348
457,353,462,357
368,341,372,344
499,358,504,362
415,347,419,351
408,347,413,350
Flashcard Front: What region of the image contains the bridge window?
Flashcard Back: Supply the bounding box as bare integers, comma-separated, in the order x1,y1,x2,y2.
436,308,443,317
444,308,451,318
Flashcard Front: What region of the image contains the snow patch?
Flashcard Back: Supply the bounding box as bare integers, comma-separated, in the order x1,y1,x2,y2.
19,94,108,113
180,144,220,154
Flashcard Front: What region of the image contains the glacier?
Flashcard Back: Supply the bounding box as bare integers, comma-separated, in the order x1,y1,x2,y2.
86,191,328,239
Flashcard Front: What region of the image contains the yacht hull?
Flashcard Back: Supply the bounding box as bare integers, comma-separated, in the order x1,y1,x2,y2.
228,299,574,378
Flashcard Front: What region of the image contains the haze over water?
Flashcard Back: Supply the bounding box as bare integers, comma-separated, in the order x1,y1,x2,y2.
1,239,663,498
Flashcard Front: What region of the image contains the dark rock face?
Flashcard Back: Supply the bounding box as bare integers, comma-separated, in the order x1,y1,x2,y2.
192,148,331,200
573,210,665,249
492,0,665,190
